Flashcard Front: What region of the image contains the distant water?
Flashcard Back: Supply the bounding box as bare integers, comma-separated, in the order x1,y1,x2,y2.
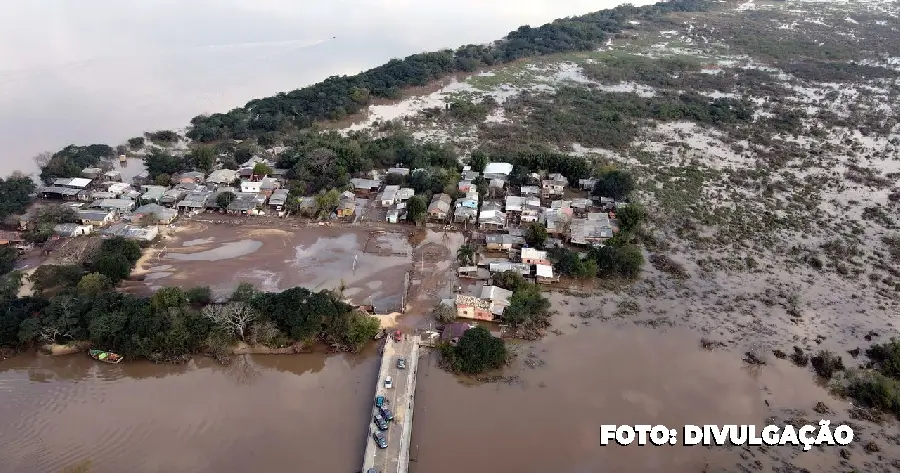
0,0,656,177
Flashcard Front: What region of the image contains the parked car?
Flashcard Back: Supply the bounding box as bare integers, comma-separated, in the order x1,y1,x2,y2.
384,376,393,389
372,431,388,449
393,330,402,342
373,413,389,431
375,395,385,408
396,358,406,369
379,405,394,421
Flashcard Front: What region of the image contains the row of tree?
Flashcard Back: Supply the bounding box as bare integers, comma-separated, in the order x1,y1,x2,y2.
184,0,711,143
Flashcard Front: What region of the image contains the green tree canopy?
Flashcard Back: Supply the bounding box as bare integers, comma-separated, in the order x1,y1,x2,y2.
525,222,548,248
441,326,507,374
592,169,635,201
216,191,236,209
406,195,427,224
76,273,113,296
616,203,647,232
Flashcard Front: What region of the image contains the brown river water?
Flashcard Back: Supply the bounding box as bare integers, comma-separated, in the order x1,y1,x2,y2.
0,322,837,473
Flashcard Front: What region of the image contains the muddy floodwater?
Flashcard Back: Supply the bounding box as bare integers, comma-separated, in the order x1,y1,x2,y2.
0,318,856,473
129,223,413,312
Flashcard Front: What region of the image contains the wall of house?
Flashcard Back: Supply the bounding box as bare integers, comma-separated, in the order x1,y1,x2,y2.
456,305,492,321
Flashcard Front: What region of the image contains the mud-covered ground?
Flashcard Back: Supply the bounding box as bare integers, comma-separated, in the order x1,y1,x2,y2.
345,0,900,471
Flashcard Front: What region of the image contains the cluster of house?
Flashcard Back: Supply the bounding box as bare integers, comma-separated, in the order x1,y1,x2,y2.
32,156,293,242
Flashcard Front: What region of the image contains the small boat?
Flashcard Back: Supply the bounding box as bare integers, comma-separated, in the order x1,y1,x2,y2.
89,349,123,364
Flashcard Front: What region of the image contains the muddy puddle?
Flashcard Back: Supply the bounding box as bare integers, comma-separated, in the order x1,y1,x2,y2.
132,224,416,311
0,351,379,473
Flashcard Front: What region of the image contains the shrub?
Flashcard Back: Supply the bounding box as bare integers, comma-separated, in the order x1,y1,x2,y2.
811,350,844,379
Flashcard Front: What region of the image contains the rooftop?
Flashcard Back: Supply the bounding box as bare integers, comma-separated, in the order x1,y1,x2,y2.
39,186,82,196
483,162,513,176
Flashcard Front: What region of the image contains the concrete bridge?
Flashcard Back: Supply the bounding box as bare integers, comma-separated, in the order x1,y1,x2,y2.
361,333,423,473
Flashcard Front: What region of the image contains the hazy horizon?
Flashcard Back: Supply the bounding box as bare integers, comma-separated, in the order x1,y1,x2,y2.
0,0,655,177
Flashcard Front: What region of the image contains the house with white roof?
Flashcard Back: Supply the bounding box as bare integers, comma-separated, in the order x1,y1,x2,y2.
483,162,513,180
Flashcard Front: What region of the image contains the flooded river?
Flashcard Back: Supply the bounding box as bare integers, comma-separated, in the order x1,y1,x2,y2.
0,319,844,473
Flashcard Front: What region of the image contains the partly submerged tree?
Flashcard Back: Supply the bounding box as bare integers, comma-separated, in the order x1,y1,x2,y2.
456,245,476,266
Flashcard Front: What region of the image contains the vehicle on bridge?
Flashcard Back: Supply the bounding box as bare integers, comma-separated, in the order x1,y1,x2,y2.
396,358,406,369
372,430,388,449
373,413,389,431
378,405,394,421
393,330,402,342
384,376,393,389
375,395,385,408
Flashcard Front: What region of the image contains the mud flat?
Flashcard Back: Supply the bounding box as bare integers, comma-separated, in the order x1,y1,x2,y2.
126,222,417,312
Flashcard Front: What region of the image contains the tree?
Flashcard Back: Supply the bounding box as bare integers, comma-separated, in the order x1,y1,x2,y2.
456,245,475,266
469,151,489,173
473,176,488,200
501,284,551,330
186,286,213,305
314,189,340,217
442,326,507,374
150,287,188,312
76,273,112,296
433,303,456,323
252,162,273,177
0,246,18,275
30,264,84,294
492,271,527,292
190,145,216,173
202,302,258,341
525,222,548,248
216,191,236,209
589,244,644,279
0,175,37,220
93,253,133,283
617,203,647,232
127,136,145,150
406,195,427,224
154,174,171,186
592,169,635,200
231,282,259,303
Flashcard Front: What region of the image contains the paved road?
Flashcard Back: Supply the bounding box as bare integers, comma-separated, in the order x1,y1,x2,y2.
363,334,416,473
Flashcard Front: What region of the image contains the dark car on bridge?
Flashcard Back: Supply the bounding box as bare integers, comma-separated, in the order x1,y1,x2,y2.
378,405,394,421
373,413,389,431
372,430,388,449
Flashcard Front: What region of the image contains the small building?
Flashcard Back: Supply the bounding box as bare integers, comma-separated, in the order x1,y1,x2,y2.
489,179,505,191
570,213,614,246
521,247,550,265
206,169,238,185
177,171,205,185
81,167,103,179
457,266,479,278
239,180,262,194
132,203,178,224
478,209,506,231
387,167,410,177
520,185,539,196
395,188,415,202
485,234,519,251
461,170,480,181
541,175,567,199
77,209,115,226
91,191,117,200
106,182,132,196
350,178,381,194
53,177,92,189
427,194,452,222
160,188,188,207
454,207,477,224
455,194,479,209
386,208,404,223
480,285,513,317
141,185,168,203
176,191,212,213
458,180,475,193
53,223,93,237
37,186,85,201
483,162,513,181
536,264,558,284
226,193,260,215
379,185,400,207
455,294,493,321
505,196,524,213
337,192,356,217
488,262,531,276
91,198,135,213
267,189,290,212
578,177,598,191
103,170,122,182
132,171,150,186
440,322,473,345
103,223,159,242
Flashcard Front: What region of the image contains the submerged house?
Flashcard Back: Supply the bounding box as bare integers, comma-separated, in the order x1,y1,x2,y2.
54,223,93,237
104,223,159,242
131,203,178,224
427,194,452,222
77,209,115,227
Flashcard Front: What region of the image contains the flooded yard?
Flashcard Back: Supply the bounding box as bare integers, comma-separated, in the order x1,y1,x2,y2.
127,222,417,312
